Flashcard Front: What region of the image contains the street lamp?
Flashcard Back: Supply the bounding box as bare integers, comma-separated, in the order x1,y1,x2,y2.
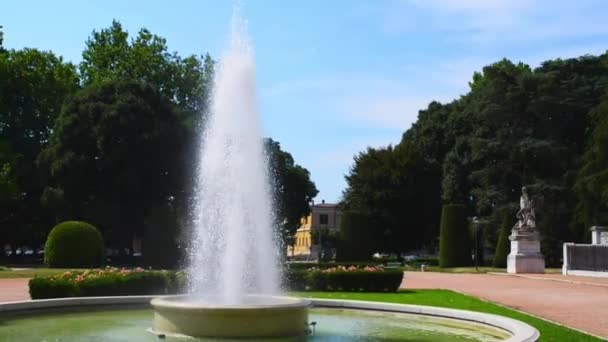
472,217,479,272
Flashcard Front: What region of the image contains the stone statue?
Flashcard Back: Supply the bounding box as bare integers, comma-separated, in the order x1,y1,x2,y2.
514,186,535,231
508,186,545,273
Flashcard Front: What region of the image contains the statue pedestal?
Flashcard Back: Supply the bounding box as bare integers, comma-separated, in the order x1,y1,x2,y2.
507,229,545,274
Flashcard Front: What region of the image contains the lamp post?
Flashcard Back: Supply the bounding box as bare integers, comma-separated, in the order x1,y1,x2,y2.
472,217,479,272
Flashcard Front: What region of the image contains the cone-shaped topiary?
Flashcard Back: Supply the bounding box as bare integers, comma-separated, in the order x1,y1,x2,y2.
44,221,104,268
492,212,515,268
439,204,472,267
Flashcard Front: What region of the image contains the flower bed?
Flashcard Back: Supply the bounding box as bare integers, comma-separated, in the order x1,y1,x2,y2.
285,265,403,292
29,267,184,299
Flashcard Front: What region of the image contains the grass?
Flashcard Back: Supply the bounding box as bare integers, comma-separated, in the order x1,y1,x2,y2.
294,290,602,342
0,268,88,278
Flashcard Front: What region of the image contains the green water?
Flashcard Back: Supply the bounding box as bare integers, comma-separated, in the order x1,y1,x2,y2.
0,307,510,342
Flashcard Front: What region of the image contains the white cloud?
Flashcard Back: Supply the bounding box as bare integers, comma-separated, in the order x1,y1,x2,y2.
339,95,428,130
374,0,608,44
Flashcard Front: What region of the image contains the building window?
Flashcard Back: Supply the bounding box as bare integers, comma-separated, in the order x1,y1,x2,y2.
320,214,328,225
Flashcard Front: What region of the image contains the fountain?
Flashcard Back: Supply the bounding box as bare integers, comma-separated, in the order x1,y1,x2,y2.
0,9,540,342
150,11,310,339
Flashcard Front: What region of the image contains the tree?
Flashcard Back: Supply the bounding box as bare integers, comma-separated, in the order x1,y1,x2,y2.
574,96,608,236
492,211,515,268
336,211,374,261
80,20,214,117
0,47,79,249
342,140,441,254
39,80,190,249
439,204,471,267
265,138,318,245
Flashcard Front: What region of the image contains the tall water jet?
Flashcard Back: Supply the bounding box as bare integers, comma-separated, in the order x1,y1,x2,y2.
188,12,279,303
151,11,309,339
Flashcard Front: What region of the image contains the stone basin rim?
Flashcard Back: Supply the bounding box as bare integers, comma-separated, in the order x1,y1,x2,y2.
150,294,311,310
0,295,540,342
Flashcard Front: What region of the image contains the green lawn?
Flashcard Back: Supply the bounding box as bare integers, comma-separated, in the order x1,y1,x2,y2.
0,268,87,278
294,290,601,342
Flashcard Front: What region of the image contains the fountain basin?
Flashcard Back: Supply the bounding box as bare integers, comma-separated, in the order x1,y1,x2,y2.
150,295,310,338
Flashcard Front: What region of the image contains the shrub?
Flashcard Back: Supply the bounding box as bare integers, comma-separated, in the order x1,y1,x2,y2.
439,204,472,267
284,266,402,292
285,262,381,271
44,221,104,268
28,268,182,299
493,213,515,268
283,268,308,291
336,211,375,261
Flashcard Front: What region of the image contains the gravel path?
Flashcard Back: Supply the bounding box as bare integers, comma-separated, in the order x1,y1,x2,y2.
0,278,30,302
402,271,608,339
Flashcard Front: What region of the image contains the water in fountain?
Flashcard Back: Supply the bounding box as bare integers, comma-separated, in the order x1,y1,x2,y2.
188,12,280,305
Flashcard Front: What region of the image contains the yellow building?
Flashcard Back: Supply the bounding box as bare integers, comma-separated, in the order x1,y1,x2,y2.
287,201,342,260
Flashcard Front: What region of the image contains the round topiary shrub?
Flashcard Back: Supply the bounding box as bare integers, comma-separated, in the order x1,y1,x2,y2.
44,221,104,268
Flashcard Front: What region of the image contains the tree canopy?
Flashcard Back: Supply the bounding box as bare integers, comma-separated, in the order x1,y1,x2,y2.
0,21,313,264
342,53,608,264
265,138,318,244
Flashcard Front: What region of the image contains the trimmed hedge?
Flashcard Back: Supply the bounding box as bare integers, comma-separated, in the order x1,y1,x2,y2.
29,268,184,299
284,268,402,292
286,262,382,271
493,213,515,268
439,204,472,267
30,267,402,299
44,221,104,268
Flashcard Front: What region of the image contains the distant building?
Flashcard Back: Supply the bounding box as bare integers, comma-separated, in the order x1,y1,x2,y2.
288,200,342,260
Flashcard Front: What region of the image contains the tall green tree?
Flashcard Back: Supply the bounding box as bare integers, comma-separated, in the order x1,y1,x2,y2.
80,20,214,116
265,138,318,245
574,96,608,235
0,47,79,249
39,80,190,248
341,140,440,254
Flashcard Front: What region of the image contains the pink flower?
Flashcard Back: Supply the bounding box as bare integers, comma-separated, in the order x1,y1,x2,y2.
75,275,84,283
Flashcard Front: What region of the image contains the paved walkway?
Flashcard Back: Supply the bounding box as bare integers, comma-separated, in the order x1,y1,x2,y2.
1,273,606,338
0,278,30,302
402,272,608,339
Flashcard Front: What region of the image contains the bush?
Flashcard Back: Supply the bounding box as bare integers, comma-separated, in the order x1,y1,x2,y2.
439,204,472,267
285,262,381,271
29,268,182,299
493,213,514,268
44,221,104,268
336,211,375,261
284,266,402,292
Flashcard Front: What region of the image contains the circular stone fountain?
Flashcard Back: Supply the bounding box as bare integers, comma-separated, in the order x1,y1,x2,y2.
151,295,310,338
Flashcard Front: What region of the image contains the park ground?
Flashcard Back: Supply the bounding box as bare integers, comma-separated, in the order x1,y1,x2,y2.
0,268,606,340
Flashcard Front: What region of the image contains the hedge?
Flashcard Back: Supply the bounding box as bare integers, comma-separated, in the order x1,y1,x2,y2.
29,268,184,299
493,212,515,268
44,221,104,268
284,266,402,292
30,267,403,299
286,262,382,271
439,204,472,267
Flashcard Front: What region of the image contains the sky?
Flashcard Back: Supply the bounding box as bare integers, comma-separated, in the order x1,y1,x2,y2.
2,0,608,202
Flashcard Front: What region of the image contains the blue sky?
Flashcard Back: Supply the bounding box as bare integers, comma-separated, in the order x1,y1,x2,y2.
3,0,608,202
